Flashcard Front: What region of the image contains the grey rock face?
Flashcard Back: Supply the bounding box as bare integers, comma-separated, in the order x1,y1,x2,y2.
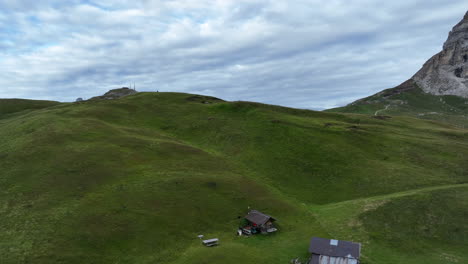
413,11,468,97
90,87,137,100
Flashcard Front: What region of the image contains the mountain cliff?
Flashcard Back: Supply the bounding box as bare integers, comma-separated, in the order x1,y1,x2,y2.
329,11,468,127
413,11,468,97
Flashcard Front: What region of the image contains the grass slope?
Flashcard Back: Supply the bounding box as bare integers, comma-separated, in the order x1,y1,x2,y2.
328,80,468,128
0,93,467,264
0,99,60,119
313,184,468,264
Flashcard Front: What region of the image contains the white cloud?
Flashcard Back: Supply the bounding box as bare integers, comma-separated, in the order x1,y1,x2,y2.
0,0,467,109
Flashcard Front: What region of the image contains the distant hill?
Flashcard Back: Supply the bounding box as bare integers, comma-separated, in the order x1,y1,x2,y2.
0,91,467,264
0,98,60,119
327,80,468,128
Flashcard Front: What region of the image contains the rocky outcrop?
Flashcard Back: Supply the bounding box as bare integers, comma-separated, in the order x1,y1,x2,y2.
89,87,137,100
412,11,468,97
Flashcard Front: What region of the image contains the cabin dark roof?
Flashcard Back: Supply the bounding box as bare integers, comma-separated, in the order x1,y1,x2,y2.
245,210,275,225
309,237,361,259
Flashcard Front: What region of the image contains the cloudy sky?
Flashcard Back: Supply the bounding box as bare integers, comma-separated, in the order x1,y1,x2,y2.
0,1,467,109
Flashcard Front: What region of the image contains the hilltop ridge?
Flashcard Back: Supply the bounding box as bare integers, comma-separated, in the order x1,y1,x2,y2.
89,87,137,101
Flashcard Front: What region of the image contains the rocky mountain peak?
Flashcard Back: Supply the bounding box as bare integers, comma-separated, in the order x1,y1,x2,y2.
443,11,468,50
412,11,468,97
89,87,137,101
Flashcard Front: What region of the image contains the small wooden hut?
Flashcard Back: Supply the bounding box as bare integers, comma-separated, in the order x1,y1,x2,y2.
240,210,277,235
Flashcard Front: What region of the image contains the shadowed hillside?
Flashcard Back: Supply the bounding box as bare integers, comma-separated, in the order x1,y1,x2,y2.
0,92,467,264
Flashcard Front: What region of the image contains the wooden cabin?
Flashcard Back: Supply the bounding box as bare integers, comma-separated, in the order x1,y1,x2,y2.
308,237,361,264
241,210,277,235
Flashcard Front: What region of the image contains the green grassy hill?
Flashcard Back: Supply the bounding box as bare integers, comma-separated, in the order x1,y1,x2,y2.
327,80,468,128
1,92,467,264
0,99,60,119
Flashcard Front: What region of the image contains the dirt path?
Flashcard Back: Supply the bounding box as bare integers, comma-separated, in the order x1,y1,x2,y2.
374,104,390,116
318,183,468,209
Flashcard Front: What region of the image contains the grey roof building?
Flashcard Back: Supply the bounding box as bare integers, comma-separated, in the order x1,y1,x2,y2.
245,210,276,226
241,210,277,235
308,237,361,264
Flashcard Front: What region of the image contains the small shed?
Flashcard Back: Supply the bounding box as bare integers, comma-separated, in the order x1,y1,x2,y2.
241,210,277,235
308,237,361,264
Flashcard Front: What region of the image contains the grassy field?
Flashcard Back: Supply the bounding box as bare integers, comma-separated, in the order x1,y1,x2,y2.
0,92,467,264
